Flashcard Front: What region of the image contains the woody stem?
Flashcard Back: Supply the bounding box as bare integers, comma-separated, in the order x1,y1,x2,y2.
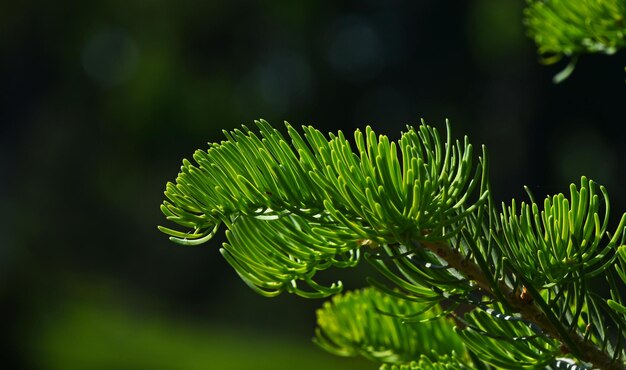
420,240,624,370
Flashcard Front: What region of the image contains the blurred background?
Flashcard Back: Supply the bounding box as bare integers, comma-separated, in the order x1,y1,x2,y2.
2,1,625,369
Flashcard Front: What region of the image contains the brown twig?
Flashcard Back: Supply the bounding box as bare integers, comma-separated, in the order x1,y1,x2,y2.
421,240,625,370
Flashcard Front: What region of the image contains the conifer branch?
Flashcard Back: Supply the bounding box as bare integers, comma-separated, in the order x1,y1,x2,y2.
421,240,625,370
524,0,626,82
159,121,626,369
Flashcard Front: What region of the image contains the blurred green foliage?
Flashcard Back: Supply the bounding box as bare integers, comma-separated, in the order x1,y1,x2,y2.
314,288,465,364
468,0,528,67
524,0,626,81
525,0,626,57
28,296,370,370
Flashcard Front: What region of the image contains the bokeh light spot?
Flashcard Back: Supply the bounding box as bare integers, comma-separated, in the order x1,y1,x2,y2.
326,16,384,81
82,27,139,87
258,51,313,112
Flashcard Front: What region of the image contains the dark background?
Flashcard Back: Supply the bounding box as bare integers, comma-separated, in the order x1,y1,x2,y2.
2,1,625,369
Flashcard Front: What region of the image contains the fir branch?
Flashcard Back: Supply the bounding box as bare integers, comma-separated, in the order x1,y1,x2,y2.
524,0,626,82
159,121,626,369
379,352,472,370
314,287,465,364
420,240,624,370
160,120,486,297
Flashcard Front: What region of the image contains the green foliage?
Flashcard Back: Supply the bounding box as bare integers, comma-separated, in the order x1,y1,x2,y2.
30,297,368,370
498,177,626,286
379,352,472,370
524,0,626,82
160,120,486,297
314,287,465,364
457,308,558,368
160,121,626,370
607,246,626,346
